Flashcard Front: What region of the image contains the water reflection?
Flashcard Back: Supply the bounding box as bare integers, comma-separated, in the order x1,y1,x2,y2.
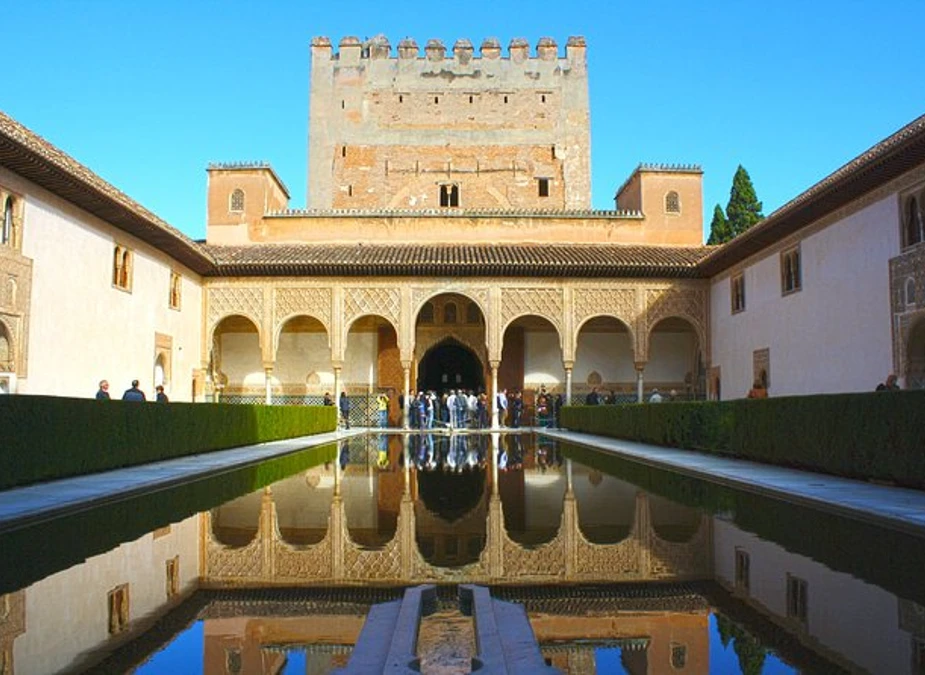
3,433,925,674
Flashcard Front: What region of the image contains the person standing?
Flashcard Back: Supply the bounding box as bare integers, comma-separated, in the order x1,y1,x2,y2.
496,388,508,427
339,391,350,428
155,385,169,403
376,392,390,428
512,391,523,428
121,379,146,401
95,380,111,400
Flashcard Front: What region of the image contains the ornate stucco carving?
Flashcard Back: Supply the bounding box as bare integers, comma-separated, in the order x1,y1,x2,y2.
500,288,564,335
644,287,707,354
208,286,264,329
343,287,401,332
274,287,333,334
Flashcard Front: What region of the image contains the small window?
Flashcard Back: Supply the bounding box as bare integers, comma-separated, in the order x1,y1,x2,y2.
108,584,130,635
166,557,180,599
781,245,802,295
113,245,133,292
434,95,439,104
906,278,916,307
503,95,509,104
537,178,550,198
786,574,808,625
342,146,347,158
731,273,746,313
735,548,750,593
665,191,680,214
670,644,687,669
468,95,473,104
169,272,182,310
419,302,434,324
398,94,404,103
466,302,481,324
229,188,245,212
439,184,459,208
1,197,13,246
540,93,547,104
444,302,457,324
347,185,353,197
903,196,923,248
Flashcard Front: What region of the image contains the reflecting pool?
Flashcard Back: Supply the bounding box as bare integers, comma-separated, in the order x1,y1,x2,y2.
1,432,924,674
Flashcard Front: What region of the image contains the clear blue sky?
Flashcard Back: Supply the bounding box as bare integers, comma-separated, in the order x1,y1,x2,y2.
4,1,923,242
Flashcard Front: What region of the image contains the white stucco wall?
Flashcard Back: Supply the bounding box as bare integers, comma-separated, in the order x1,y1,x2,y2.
713,518,913,674
524,331,565,387
710,195,899,398
275,331,334,388
573,331,635,384
13,515,199,675
5,168,203,401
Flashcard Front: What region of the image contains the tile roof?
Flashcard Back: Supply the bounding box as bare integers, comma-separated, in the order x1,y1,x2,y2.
0,110,214,275
205,243,713,278
698,112,925,276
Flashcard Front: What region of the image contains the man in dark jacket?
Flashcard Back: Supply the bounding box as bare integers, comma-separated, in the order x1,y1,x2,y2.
122,379,146,401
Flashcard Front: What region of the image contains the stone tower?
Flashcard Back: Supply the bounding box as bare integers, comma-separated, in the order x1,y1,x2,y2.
307,35,591,211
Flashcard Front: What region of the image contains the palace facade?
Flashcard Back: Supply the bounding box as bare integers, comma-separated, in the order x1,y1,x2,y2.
1,36,923,417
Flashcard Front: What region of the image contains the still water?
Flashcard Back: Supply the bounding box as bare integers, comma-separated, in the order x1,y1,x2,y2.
2,432,924,674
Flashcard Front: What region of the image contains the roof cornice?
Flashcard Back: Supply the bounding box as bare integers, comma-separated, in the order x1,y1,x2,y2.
0,110,215,275
696,113,925,277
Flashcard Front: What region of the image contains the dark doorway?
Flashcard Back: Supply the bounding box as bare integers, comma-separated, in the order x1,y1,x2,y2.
417,340,484,393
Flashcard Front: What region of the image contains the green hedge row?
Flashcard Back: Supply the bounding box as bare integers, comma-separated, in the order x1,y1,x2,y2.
0,396,337,490
560,391,925,488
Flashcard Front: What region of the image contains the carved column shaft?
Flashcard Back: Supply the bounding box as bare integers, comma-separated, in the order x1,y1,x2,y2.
635,492,651,575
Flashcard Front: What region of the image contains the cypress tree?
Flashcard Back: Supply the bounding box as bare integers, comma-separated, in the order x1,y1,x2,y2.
726,165,764,238
707,203,730,245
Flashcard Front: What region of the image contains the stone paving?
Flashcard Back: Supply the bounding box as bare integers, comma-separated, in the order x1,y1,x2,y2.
0,429,363,534
541,429,925,538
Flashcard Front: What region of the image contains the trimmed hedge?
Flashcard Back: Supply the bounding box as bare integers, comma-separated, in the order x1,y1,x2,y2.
0,395,337,490
560,391,925,488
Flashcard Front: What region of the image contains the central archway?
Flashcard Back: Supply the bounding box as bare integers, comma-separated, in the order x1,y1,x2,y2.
417,339,484,393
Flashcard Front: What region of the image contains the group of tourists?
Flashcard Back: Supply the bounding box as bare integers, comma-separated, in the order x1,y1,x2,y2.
95,379,168,402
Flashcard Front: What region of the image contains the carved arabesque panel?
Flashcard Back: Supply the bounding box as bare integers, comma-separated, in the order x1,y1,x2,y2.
209,286,263,328
344,287,401,329
501,288,563,333
573,288,636,329
275,287,332,333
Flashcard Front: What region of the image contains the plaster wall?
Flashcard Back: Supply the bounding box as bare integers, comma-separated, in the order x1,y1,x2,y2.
13,515,198,675
709,195,898,398
524,330,565,387
6,168,203,400
713,518,912,674
274,331,334,389
573,331,635,384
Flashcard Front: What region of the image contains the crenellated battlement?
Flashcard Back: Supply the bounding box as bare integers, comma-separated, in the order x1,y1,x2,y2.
311,34,586,65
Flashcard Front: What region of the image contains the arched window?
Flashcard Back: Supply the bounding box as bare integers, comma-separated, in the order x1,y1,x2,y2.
419,302,434,324
906,277,916,307
665,191,680,214
230,188,245,212
904,197,922,248
2,197,13,245
0,323,11,371
465,302,481,324
444,302,457,324
113,245,133,291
